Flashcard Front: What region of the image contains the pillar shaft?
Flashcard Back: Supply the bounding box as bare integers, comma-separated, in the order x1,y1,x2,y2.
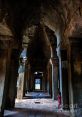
56,31,63,104
0,50,7,115
49,64,52,97
17,73,25,99
67,43,75,117
9,49,19,105
51,57,58,100
17,63,25,99
3,49,20,109
47,64,50,94
52,62,54,100
47,62,52,96
53,58,58,100
61,49,69,109
0,39,20,115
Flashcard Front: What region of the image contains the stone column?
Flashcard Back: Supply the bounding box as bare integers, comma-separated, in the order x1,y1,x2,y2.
56,31,63,104
67,42,75,117
47,62,52,96
23,61,28,95
1,41,16,114
47,63,50,94
53,58,59,100
1,48,20,111
42,73,45,91
43,71,47,91
50,46,55,100
51,57,58,100
27,64,31,92
24,64,31,92
49,63,52,97
45,74,47,91
8,49,19,107
0,50,7,116
17,73,24,99
61,49,69,109
17,62,25,99
3,47,12,110
51,58,54,100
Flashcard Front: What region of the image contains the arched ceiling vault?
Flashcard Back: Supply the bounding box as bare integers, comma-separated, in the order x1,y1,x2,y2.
26,24,52,72
0,0,82,72
0,0,82,46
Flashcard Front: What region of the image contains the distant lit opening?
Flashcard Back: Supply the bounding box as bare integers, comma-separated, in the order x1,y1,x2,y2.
35,79,41,90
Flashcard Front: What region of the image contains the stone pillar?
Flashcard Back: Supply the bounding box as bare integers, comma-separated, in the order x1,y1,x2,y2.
0,50,7,116
51,58,54,100
23,61,28,95
56,31,63,104
17,73,24,99
3,47,12,110
67,43,75,117
49,63,52,97
51,57,58,100
43,71,47,91
61,49,69,109
0,48,20,111
47,62,52,96
0,39,20,115
42,73,45,91
17,62,25,99
27,64,31,92
53,58,59,100
47,63,50,94
8,49,19,107
1,42,15,114
45,72,48,91
24,64,31,92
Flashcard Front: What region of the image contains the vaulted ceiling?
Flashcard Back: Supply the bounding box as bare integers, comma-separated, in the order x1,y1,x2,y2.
0,0,82,72
0,0,82,38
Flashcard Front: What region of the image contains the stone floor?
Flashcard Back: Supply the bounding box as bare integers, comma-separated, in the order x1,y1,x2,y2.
10,98,70,117
15,98,58,111
25,91,51,98
4,93,70,117
4,109,70,117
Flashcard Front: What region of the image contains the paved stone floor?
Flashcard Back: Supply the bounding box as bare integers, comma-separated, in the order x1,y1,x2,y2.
4,109,70,117
4,92,81,117
25,92,50,98
4,98,70,117
15,98,58,111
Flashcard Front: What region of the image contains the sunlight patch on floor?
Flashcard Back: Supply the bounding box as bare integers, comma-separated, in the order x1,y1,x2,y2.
15,98,58,111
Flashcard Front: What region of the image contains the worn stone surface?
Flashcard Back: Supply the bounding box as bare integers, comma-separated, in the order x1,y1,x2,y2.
0,54,7,112
15,98,69,117
4,109,70,117
17,73,24,99
0,0,82,43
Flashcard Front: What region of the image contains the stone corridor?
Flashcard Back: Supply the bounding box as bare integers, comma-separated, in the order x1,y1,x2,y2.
0,0,82,117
